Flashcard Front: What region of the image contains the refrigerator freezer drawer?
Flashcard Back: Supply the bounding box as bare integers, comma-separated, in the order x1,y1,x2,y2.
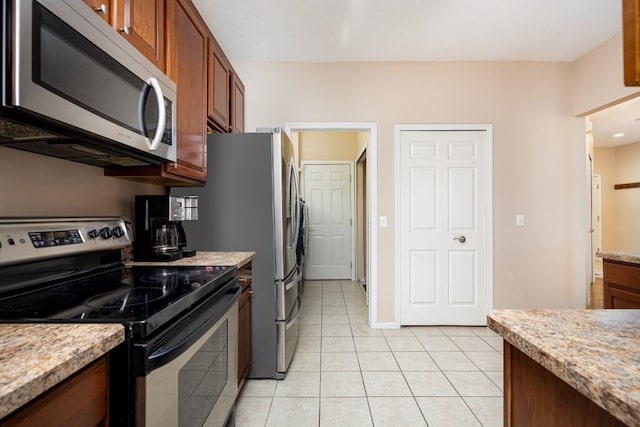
276,267,300,321
276,297,302,375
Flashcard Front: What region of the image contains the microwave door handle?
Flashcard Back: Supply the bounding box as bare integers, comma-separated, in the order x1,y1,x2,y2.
147,77,166,151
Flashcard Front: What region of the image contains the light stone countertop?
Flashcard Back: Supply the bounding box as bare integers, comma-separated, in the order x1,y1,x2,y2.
0,323,124,419
126,251,255,269
598,251,640,265
487,309,640,426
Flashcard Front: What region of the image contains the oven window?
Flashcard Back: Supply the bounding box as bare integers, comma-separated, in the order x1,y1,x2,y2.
31,2,165,142
178,320,228,427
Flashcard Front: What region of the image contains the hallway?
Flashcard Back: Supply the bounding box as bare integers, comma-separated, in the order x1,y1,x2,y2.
235,280,504,426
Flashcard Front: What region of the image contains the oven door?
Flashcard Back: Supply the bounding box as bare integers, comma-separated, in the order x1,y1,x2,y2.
135,285,240,427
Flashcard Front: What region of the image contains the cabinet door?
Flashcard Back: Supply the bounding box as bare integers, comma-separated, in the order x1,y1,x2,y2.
231,74,245,133
237,263,252,389
82,0,112,23
113,0,165,70
164,0,208,182
604,285,640,309
3,357,109,427
208,38,231,132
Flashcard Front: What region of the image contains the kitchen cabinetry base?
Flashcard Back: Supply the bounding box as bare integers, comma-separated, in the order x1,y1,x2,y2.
504,342,624,426
1,356,109,427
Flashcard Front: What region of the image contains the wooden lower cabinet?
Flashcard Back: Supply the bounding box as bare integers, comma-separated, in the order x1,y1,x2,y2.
237,262,252,390
2,356,109,427
603,260,640,309
504,342,624,426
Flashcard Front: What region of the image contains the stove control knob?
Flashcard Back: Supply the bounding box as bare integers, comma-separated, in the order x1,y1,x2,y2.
112,226,125,238
88,229,99,239
99,227,113,239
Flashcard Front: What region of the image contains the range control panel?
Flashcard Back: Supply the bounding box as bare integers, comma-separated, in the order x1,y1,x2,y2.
0,218,131,266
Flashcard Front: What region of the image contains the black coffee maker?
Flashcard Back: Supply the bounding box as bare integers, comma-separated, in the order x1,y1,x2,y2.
134,195,198,261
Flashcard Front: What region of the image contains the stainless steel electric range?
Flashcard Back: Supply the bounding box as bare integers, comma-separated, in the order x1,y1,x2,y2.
0,218,240,426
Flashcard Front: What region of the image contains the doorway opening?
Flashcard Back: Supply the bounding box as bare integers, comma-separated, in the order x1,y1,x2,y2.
586,94,640,308
285,122,378,327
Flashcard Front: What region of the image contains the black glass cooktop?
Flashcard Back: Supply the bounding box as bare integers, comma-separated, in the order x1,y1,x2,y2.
0,265,237,337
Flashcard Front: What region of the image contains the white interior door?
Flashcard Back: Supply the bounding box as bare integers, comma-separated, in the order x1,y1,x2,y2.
399,129,489,325
592,174,603,278
303,163,352,280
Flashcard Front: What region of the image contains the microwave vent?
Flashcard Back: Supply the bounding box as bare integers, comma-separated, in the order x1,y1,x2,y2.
0,119,59,141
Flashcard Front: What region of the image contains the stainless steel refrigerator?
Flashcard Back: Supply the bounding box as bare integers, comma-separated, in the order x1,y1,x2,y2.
172,128,302,379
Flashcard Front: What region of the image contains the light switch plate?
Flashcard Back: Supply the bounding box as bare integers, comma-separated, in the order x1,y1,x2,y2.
379,216,388,228
516,214,525,227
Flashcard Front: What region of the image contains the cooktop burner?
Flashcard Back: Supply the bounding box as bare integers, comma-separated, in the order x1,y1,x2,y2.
0,264,237,337
0,292,76,314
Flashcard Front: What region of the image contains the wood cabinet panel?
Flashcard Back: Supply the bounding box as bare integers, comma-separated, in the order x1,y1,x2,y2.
231,74,245,133
237,262,252,390
2,356,109,427
623,0,640,86
207,38,231,132
604,285,640,309
504,342,624,427
603,260,640,291
166,0,207,182
603,260,640,308
113,0,165,70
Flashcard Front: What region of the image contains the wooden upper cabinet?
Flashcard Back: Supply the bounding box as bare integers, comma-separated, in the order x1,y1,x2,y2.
82,0,112,23
623,0,640,85
113,0,165,70
208,37,232,132
231,73,245,133
163,0,208,182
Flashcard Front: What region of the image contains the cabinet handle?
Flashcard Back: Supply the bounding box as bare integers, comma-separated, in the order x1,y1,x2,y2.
94,4,108,14
119,26,130,35
248,290,254,295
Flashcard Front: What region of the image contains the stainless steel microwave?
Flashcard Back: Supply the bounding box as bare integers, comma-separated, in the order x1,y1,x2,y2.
0,0,177,167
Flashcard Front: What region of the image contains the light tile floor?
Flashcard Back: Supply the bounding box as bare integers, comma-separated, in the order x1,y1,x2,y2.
235,280,504,426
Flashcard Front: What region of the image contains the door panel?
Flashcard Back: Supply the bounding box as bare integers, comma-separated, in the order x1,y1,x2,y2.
303,163,352,280
400,130,488,325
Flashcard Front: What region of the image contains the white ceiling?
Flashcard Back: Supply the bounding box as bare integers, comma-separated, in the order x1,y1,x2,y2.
590,97,640,148
191,0,632,147
192,0,621,63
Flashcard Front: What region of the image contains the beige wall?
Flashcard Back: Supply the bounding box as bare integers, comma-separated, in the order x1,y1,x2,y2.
572,33,640,115
593,147,616,250
235,61,588,322
0,147,164,220
594,143,640,251
299,131,359,161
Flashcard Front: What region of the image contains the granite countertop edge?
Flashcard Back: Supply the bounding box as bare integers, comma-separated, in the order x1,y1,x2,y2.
0,324,124,420
598,251,640,265
487,310,640,426
126,251,256,268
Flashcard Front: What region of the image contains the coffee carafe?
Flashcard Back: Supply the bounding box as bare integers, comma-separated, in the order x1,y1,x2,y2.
134,195,198,261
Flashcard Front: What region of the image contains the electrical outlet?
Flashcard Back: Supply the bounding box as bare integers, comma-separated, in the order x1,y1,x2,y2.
516,214,525,227
379,216,388,228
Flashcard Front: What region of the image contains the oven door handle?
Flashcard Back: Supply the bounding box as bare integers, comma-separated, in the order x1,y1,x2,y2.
144,284,241,373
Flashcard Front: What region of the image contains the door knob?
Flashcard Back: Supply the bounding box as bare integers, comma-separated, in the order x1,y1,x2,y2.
453,236,466,243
